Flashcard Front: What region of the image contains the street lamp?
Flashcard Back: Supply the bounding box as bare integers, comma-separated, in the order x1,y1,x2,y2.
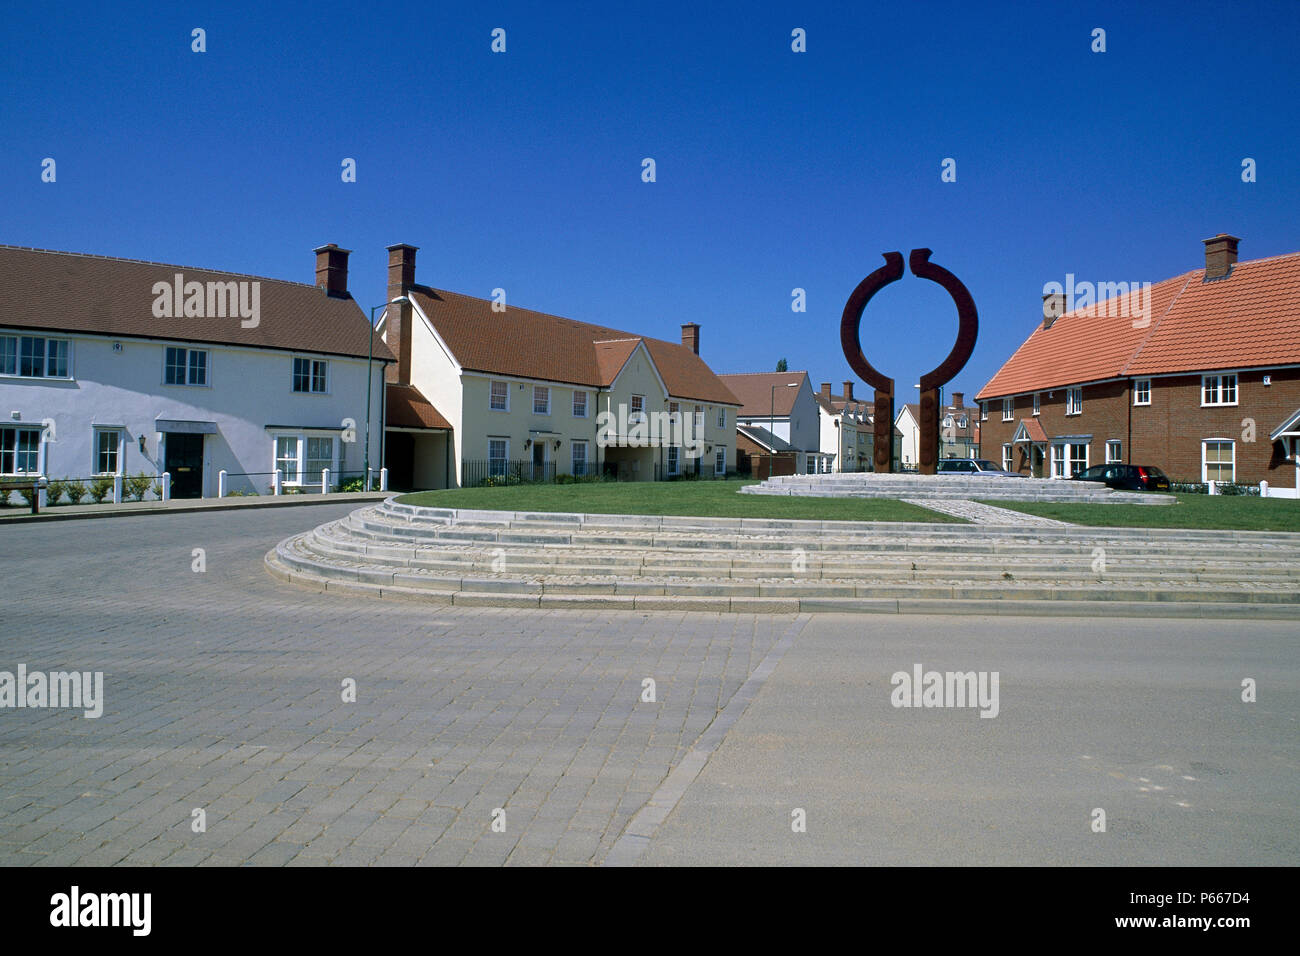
769,382,797,478
364,296,410,487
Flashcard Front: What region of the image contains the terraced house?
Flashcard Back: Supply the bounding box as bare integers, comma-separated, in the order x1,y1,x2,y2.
976,235,1300,496
378,244,740,488
0,243,388,499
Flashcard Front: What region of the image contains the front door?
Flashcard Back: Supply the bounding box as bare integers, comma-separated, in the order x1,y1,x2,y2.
165,433,205,498
532,441,548,481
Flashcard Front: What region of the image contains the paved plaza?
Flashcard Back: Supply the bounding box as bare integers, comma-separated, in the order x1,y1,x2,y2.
1,504,1296,866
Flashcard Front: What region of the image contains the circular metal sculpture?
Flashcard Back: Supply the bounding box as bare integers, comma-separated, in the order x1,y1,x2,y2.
840,249,978,474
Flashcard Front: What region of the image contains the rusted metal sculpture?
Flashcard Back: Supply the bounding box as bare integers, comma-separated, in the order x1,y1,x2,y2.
840,249,978,474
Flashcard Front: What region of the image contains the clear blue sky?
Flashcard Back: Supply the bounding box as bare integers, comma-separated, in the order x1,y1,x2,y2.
4,0,1297,403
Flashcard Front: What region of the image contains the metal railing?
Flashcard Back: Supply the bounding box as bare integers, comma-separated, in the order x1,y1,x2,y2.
3,467,389,507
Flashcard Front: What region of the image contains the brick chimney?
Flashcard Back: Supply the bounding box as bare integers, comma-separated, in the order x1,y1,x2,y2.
1203,234,1240,280
820,382,832,400
385,243,419,384
1042,291,1066,329
842,381,854,401
313,244,351,297
681,322,700,354
951,391,964,409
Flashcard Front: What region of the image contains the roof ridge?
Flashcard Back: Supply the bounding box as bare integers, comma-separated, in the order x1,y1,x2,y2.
0,244,323,290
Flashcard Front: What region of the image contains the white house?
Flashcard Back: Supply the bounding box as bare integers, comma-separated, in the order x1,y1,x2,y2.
720,371,828,474
895,391,980,467
0,243,389,499
377,244,740,488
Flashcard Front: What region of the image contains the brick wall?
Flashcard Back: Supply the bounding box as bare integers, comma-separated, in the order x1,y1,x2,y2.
979,368,1300,488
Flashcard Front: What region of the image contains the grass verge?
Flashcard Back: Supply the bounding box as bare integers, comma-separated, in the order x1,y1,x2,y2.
981,493,1300,532
399,478,962,523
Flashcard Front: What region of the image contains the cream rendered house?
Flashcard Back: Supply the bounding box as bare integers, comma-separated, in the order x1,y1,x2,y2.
378,244,740,489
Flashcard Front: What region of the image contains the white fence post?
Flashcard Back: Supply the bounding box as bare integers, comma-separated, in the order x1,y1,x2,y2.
161,472,171,501
37,478,47,510
113,474,123,504
1260,480,1268,498
366,466,373,492
321,468,330,494
273,469,282,495
218,469,228,497
379,468,388,492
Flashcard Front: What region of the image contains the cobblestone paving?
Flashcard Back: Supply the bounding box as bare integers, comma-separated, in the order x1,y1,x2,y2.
899,498,1071,526
0,505,790,866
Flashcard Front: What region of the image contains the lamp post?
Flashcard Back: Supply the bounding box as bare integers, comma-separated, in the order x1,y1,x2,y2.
365,296,410,487
769,382,797,478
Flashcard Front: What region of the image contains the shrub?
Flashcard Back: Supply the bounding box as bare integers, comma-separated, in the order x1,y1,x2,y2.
339,476,365,493
88,475,115,503
0,489,9,507
125,472,153,502
45,478,66,506
63,479,87,505
18,487,37,507
227,489,260,497
151,479,163,500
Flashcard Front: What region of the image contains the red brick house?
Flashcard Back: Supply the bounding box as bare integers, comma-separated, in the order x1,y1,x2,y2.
975,235,1300,496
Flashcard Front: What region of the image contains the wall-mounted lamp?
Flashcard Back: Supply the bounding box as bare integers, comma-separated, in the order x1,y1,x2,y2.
524,438,532,450
553,439,562,450
138,435,147,453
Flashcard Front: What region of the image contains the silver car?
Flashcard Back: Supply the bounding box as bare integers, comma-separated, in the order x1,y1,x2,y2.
935,458,1027,477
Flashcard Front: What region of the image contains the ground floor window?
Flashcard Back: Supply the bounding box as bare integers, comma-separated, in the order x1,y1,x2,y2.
0,425,41,474
1203,440,1234,483
715,446,726,476
667,445,680,476
488,438,509,477
1051,442,1089,478
94,428,124,475
273,434,338,485
1106,440,1121,463
275,436,299,483
571,440,588,476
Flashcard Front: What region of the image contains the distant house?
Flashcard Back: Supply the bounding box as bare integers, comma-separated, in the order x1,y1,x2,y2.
720,371,826,476
976,235,1300,495
0,243,388,498
896,391,980,467
813,381,895,472
378,244,740,488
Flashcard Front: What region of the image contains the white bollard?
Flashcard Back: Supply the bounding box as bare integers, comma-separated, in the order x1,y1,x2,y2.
379,468,388,492
161,472,171,501
113,474,123,504
218,469,228,497
321,468,330,494
1260,480,1268,498
273,469,282,495
366,466,373,492
1207,479,1217,495
37,478,47,510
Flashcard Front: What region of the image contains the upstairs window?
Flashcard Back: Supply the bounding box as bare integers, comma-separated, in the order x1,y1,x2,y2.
292,357,327,393
1202,374,1237,406
630,394,645,423
980,402,988,422
1134,379,1151,406
572,390,587,418
1002,398,1014,422
1032,393,1040,416
1066,387,1083,416
1,334,70,379
717,407,726,428
490,380,509,411
533,386,550,415
164,346,208,386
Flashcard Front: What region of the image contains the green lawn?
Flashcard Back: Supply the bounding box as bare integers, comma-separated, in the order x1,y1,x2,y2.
398,478,962,523
982,493,1300,532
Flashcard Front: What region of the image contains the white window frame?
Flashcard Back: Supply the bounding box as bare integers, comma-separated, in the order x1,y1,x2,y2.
1066,387,1083,416
164,346,210,387
533,385,550,415
488,438,509,477
1032,392,1040,416
291,356,328,394
715,446,726,476
271,433,339,486
980,401,988,422
1002,398,1014,422
571,439,588,477
717,407,726,429
1105,440,1121,464
93,427,125,476
630,394,646,424
694,405,704,430
1001,443,1012,471
1133,379,1151,406
1202,439,1235,483
1050,442,1089,479
572,390,587,418
1069,442,1088,476
1201,373,1238,407
490,380,510,412
0,424,44,475
666,445,680,476
0,333,73,380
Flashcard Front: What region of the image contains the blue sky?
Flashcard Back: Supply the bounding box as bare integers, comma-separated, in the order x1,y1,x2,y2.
4,0,1297,404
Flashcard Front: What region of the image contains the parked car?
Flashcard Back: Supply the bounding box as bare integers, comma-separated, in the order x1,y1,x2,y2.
1072,464,1170,491
936,458,1027,477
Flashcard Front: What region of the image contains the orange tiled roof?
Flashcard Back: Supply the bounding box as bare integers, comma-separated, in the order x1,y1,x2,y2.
410,288,739,406
976,251,1300,399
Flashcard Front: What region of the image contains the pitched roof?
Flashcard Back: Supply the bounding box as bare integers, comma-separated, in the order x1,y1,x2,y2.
0,244,391,361
977,250,1300,399
409,288,739,405
736,424,793,452
719,371,809,417
1012,418,1048,443
386,384,451,430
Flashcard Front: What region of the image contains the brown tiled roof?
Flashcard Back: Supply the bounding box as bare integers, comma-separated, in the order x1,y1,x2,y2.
0,244,392,361
386,384,451,430
1015,418,1048,443
410,288,739,405
719,371,809,417
977,250,1300,399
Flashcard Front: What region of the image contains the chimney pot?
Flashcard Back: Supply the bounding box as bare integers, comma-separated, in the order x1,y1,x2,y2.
681,322,700,355
1042,291,1066,328
314,243,352,297
1202,234,1240,280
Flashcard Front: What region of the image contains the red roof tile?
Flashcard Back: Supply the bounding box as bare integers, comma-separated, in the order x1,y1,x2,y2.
386,384,451,430
718,372,809,417
977,251,1300,399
